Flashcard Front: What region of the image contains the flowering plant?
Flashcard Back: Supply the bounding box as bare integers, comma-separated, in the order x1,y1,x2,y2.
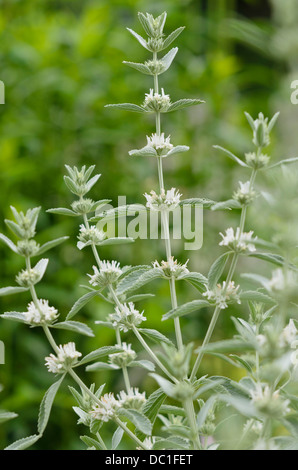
1,11,298,451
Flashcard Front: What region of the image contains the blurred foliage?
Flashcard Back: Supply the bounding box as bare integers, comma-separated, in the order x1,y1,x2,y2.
0,0,297,449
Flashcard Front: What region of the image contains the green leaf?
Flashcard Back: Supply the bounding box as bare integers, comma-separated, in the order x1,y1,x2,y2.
123,61,151,74
240,290,275,304
38,376,65,435
51,321,94,337
117,408,152,435
208,252,231,289
159,405,186,416
213,145,249,168
217,393,257,418
105,103,146,113
229,355,253,373
167,98,204,112
0,312,26,323
179,197,216,209
142,388,166,425
125,293,155,302
112,427,124,450
129,360,155,371
0,286,29,297
0,233,18,253
126,28,150,50
160,47,178,73
4,219,24,238
33,258,49,281
162,299,210,321
138,328,174,347
85,362,119,372
128,146,158,158
178,272,207,292
195,339,255,354
267,157,298,170
166,145,190,157
247,252,298,270
46,207,77,216
197,396,217,429
118,268,163,296
66,290,101,320
91,204,147,223
153,437,189,450
116,266,151,294
149,373,176,398
211,199,242,211
5,434,42,450
163,27,185,49
0,410,18,424
98,237,134,247
80,435,103,450
79,345,123,366
36,236,69,255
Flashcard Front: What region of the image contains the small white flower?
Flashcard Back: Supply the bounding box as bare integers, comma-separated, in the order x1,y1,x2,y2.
152,256,189,278
144,188,182,211
90,393,120,422
203,281,241,309
250,384,290,417
279,319,297,348
109,342,137,367
137,436,156,450
117,388,147,410
146,133,173,153
23,299,59,326
143,88,171,112
264,269,297,294
233,181,256,205
88,261,122,287
108,302,147,332
45,342,82,374
219,227,257,253
78,224,106,245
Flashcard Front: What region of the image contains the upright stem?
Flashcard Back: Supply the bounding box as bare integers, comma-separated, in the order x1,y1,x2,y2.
153,53,183,351
190,166,258,380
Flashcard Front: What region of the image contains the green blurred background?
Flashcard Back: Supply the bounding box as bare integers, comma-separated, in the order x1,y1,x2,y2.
0,0,297,449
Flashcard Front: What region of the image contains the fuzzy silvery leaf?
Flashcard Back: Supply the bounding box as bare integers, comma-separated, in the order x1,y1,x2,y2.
46,207,77,217
126,28,150,50
123,61,151,75
138,328,175,347
208,252,231,289
211,199,242,211
240,290,275,304
85,362,119,372
177,272,208,292
128,146,158,158
213,145,249,168
51,321,94,338
80,435,103,450
98,237,134,247
66,289,102,320
35,236,69,256
91,204,147,223
129,360,155,371
247,252,298,270
217,394,257,418
162,299,210,321
5,434,42,451
117,408,152,435
160,47,178,72
167,98,204,112
0,410,18,424
38,375,65,435
0,287,29,297
79,345,123,366
196,395,217,429
267,111,280,132
166,145,189,157
229,355,253,373
0,312,26,323
153,437,189,450
195,339,256,355
112,427,124,450
4,219,25,239
137,12,154,37
267,157,298,170
105,103,146,113
0,233,18,253
33,258,49,282
117,268,163,296
163,26,185,49
178,197,217,209
149,373,176,398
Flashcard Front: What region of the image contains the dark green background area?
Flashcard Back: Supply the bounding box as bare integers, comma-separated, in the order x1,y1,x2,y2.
0,0,297,449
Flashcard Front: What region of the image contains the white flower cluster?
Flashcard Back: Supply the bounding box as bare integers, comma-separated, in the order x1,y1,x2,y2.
250,383,290,417
264,268,297,295
143,88,171,112
233,181,257,205
146,133,173,154
78,224,106,246
90,393,121,423
219,227,257,253
153,256,189,279
88,261,123,287
45,342,82,374
203,281,241,309
16,268,40,288
144,188,182,211
108,302,147,332
117,388,147,411
109,343,137,367
23,299,59,326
